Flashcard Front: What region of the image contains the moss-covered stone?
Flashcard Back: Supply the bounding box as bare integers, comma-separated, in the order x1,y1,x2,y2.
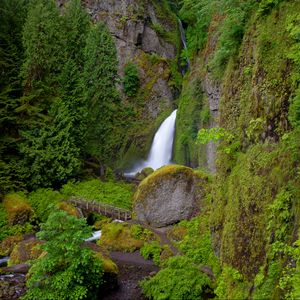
3,194,33,225
57,202,79,217
97,222,155,252
135,167,154,181
94,252,118,275
134,165,208,227
0,235,22,257
8,238,43,266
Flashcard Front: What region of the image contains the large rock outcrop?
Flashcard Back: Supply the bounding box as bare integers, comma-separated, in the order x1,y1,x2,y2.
134,165,207,227
59,0,179,119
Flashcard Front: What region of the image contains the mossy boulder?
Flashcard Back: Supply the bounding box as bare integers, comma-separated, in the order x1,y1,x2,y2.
94,252,118,275
8,237,43,266
135,167,154,181
134,165,206,227
98,222,155,252
0,235,23,256
57,202,80,217
3,194,33,225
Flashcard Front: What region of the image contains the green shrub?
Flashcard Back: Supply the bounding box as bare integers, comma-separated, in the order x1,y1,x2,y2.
141,256,211,299
215,265,250,300
123,62,139,97
258,0,283,15
140,241,162,265
22,210,104,300
28,188,63,222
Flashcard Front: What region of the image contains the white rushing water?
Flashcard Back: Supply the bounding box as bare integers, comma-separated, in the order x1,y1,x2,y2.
178,19,190,73
85,230,102,242
126,109,177,175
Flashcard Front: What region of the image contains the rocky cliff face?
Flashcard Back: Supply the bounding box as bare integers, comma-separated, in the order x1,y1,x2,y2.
63,0,180,167
59,0,179,121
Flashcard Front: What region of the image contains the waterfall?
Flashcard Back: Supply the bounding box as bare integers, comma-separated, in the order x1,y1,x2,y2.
126,109,177,175
178,19,190,73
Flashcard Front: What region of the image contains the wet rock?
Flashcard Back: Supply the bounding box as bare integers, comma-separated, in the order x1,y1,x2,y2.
135,167,154,181
1,264,29,274
134,165,207,227
0,273,26,299
9,237,43,266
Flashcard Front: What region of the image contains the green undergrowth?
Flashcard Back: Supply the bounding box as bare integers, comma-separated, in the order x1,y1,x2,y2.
141,256,212,300
141,205,220,298
175,216,221,276
60,179,134,210
140,241,173,266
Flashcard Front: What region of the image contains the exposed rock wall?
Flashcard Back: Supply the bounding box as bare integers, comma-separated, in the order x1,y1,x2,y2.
59,0,179,120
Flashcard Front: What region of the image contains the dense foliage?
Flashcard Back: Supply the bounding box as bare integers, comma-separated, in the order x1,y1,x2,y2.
141,256,211,300
22,210,104,300
0,0,132,194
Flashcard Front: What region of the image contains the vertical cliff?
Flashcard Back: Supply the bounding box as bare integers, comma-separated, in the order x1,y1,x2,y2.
59,0,181,167
175,1,300,297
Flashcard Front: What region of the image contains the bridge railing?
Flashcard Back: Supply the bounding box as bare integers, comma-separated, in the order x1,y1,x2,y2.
67,197,132,221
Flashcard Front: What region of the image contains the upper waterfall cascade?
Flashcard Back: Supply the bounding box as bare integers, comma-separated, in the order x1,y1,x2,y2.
126,109,177,175
178,19,190,73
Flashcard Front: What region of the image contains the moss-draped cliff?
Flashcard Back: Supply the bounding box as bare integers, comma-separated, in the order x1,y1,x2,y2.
174,0,300,298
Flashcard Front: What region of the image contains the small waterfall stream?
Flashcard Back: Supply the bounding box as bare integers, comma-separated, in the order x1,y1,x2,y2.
126,109,177,175
178,19,190,74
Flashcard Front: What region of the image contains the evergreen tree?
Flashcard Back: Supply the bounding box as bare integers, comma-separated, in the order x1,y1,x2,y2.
83,22,127,167
20,0,91,189
0,0,29,196
62,0,90,67
21,0,64,86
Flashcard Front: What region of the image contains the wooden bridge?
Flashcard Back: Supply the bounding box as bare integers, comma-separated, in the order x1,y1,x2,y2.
67,198,132,221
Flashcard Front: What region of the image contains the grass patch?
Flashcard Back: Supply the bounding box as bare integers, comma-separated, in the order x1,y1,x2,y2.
60,179,134,210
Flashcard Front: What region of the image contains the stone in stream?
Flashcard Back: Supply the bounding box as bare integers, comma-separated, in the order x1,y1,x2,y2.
133,165,208,227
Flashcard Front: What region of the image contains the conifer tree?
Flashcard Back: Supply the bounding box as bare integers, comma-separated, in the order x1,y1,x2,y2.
83,22,127,167
0,0,29,195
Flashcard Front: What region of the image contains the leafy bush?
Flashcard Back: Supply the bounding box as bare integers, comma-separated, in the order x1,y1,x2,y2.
28,188,63,222
123,62,139,97
141,256,211,300
22,210,104,300
215,265,250,300
176,217,220,275
140,241,162,265
258,0,283,15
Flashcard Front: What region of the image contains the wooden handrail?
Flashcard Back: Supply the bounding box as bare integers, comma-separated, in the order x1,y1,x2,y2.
66,197,132,221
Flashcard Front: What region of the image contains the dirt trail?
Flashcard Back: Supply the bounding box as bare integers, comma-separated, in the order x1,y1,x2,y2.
101,251,158,300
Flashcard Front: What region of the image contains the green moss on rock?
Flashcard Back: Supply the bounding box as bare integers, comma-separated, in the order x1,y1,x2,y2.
134,165,208,227
3,193,33,226
97,222,155,252
8,238,43,266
